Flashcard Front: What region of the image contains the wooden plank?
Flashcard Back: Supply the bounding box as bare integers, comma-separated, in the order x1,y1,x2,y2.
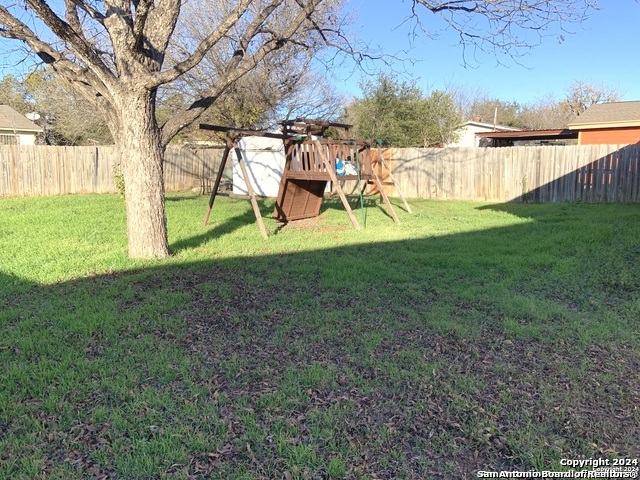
274,178,327,221
610,149,619,202
234,146,268,239
600,150,608,202
374,146,412,213
203,146,231,226
273,141,297,219
594,152,604,202
629,144,640,202
631,144,640,202
622,146,632,202
615,147,624,203
316,141,360,230
567,145,575,201
0,147,6,196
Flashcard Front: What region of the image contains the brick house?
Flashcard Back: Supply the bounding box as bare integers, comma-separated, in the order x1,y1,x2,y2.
568,101,640,145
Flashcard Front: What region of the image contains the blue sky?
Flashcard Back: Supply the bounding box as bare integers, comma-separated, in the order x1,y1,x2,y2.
2,1,638,107
336,1,640,104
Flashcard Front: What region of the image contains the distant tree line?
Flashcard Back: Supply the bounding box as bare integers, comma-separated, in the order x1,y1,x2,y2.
344,75,622,148
1,68,621,148
0,66,346,146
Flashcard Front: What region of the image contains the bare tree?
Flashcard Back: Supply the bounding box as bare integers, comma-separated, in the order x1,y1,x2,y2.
411,0,597,61
564,80,622,116
22,69,112,145
0,0,348,257
0,0,596,258
518,95,574,129
270,67,347,125
447,79,622,130
164,0,347,130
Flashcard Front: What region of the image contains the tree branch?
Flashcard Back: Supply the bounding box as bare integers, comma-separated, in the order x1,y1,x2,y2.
146,0,255,88
410,0,596,61
22,0,116,86
417,0,477,13
132,0,154,44
139,0,181,66
160,0,326,144
71,0,106,24
65,0,84,35
0,5,114,102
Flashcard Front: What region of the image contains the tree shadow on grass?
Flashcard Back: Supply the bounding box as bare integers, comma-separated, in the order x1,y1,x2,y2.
2,203,639,479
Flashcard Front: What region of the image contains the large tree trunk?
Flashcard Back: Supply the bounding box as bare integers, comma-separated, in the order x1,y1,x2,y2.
118,90,170,258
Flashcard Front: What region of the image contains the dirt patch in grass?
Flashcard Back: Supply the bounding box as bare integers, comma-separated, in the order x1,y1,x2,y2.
279,216,350,233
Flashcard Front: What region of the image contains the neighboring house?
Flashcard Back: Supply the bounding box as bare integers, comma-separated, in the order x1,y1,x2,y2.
446,117,519,148
0,105,43,145
568,100,640,145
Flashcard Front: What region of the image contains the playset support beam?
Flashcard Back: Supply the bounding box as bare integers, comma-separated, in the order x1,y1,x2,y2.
201,131,267,239
375,145,413,214
203,144,231,226
200,120,410,238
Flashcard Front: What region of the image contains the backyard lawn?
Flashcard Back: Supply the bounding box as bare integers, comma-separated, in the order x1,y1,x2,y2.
1,193,639,479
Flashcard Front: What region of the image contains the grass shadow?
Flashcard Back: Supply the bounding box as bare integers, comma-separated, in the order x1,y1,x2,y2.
165,194,202,202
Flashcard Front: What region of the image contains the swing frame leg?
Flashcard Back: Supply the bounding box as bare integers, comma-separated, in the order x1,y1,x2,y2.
203,139,268,239
316,141,361,231
203,146,231,226
376,146,412,214
372,170,400,225
234,146,269,239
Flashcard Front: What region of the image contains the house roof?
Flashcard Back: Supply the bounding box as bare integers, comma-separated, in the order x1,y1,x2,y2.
0,105,43,133
476,128,578,140
568,101,640,130
475,129,578,145
462,120,519,132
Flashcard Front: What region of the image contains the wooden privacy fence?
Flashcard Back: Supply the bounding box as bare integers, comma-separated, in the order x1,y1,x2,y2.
384,144,640,203
1,143,639,203
0,145,225,197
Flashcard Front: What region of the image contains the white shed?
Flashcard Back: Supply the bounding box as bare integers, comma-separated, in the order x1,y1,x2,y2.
232,136,286,197
447,119,519,148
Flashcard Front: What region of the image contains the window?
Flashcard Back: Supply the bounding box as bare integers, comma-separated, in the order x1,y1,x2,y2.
0,134,18,145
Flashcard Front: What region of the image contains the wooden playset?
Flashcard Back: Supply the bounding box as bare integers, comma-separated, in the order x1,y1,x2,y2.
200,119,411,238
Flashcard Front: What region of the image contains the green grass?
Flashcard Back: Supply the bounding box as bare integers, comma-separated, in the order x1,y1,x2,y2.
1,192,639,479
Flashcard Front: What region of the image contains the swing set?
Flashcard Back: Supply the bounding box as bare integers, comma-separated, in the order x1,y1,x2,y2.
200,119,411,238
